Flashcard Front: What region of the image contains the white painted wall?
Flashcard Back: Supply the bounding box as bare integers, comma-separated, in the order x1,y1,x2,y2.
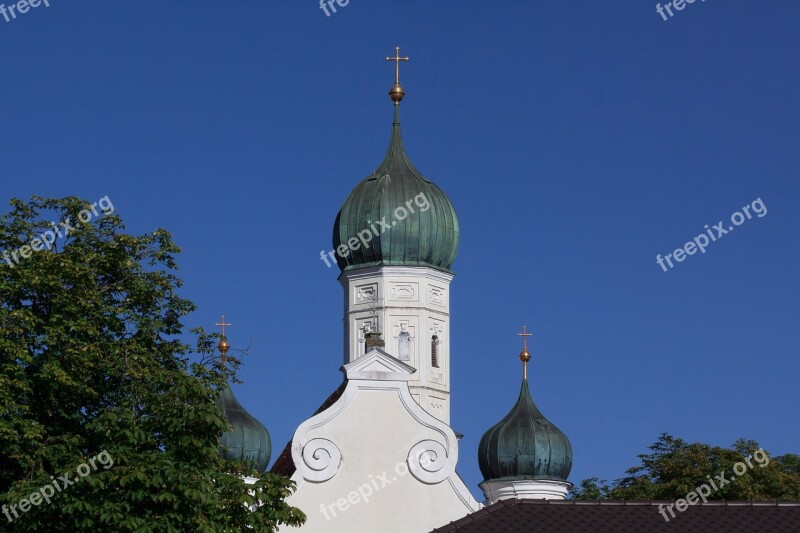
278,349,479,533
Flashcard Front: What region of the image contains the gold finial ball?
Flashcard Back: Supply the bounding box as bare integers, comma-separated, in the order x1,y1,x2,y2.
389,84,405,103
519,349,531,364
218,338,230,355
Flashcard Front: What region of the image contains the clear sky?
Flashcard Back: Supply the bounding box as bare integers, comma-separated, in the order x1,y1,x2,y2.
2,1,798,501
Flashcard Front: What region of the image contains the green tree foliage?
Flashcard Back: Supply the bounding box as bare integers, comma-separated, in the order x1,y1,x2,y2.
571,433,800,501
0,197,305,531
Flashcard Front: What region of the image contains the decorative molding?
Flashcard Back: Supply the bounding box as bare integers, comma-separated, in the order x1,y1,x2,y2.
408,439,452,484
429,286,446,306
390,282,419,301
288,348,479,513
290,387,360,485
340,265,455,286
429,397,445,415
340,264,454,424
355,318,378,357
479,479,572,504
301,438,342,482
346,306,451,318
342,348,416,381
355,284,379,305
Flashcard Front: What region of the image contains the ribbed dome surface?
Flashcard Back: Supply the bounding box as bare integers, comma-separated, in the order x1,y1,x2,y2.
216,385,271,472
478,379,572,482
333,107,459,272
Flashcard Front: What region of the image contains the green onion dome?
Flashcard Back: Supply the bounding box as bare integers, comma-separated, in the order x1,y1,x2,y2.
478,377,572,482
333,107,459,273
216,385,271,472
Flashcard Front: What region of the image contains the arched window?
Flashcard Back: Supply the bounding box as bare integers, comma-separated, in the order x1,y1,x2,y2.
431,334,439,368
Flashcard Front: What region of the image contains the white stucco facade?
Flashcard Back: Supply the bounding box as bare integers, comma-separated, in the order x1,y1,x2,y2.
340,265,454,424
279,349,479,533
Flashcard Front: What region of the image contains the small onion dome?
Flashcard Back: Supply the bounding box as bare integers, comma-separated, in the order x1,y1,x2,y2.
478,378,572,482
216,385,272,472
333,107,459,272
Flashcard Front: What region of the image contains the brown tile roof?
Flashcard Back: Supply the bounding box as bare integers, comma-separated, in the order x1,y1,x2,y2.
431,499,800,532
269,380,348,477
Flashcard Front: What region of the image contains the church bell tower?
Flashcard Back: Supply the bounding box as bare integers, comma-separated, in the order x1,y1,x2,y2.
332,47,460,423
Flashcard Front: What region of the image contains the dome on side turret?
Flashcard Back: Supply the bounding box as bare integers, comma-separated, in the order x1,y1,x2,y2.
216,385,272,473
478,328,572,484
213,319,271,473
477,378,572,482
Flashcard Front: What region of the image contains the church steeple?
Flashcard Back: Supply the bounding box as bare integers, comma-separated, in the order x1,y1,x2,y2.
334,47,459,423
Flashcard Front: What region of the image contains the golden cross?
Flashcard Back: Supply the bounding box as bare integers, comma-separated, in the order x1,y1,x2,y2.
517,325,533,379
385,46,410,87
215,315,232,366
215,316,231,338
517,325,533,352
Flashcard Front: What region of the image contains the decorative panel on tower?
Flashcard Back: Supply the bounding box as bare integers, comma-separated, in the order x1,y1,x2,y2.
429,285,447,307
341,266,455,423
389,282,419,302
355,283,379,305
390,318,417,363
430,396,446,421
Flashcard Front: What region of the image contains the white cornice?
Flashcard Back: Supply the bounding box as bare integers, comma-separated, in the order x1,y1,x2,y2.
479,479,572,504
339,265,454,286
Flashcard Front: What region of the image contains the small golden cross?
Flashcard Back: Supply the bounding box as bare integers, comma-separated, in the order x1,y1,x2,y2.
385,46,410,87
215,316,231,338
517,325,533,352
215,315,232,365
517,325,534,379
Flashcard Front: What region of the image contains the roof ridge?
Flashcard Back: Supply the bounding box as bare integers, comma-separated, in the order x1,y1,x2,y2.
514,499,800,507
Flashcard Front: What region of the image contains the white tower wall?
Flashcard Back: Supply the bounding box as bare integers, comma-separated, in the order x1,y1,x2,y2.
339,265,453,423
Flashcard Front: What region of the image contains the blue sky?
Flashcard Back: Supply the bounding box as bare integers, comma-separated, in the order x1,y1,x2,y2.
2,1,798,500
